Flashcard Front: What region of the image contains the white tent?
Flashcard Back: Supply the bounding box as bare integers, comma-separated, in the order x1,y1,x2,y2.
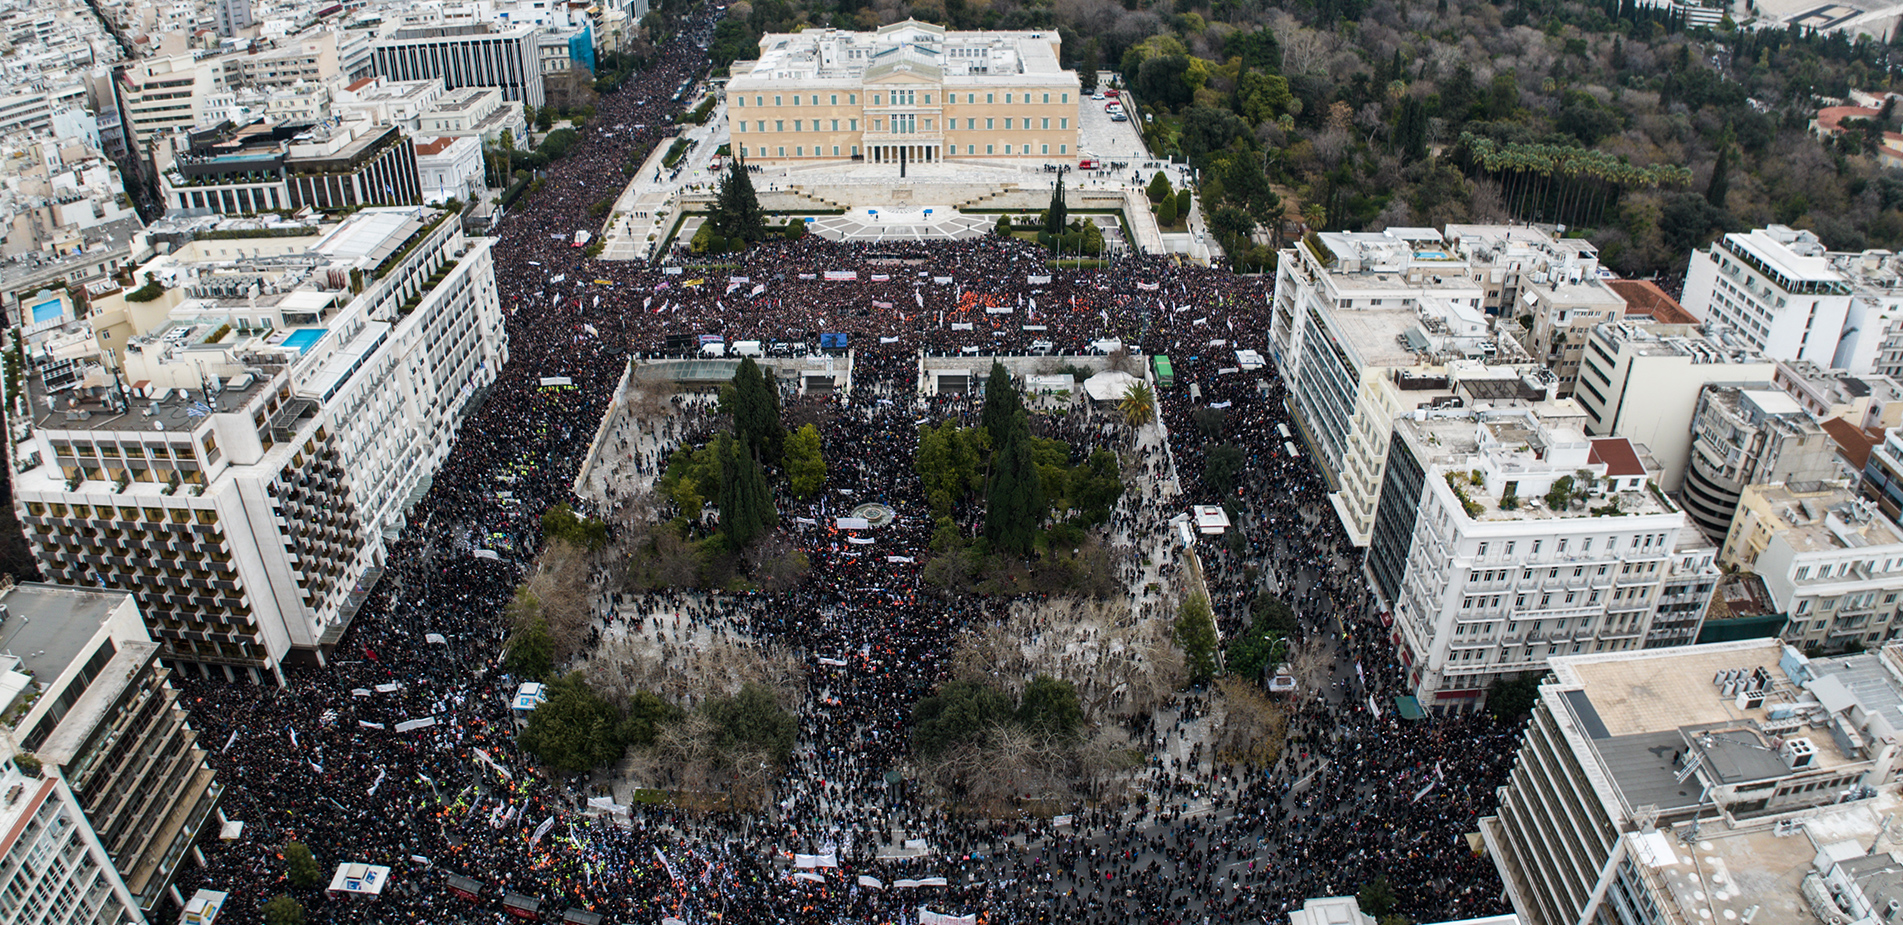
1083,370,1139,403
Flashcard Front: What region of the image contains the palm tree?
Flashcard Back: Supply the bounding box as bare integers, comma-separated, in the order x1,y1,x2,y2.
1120,381,1156,427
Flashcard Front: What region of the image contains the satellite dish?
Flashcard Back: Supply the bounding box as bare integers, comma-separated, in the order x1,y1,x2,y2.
153,420,165,430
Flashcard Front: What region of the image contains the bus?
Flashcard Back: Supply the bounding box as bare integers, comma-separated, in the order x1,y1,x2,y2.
1152,355,1174,389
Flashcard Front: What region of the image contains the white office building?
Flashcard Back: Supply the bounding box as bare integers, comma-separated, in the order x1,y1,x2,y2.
1366,408,1719,712
9,206,508,681
1680,225,1903,375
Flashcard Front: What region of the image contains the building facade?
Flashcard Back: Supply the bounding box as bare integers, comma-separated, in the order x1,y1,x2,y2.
370,23,543,109
1269,227,1551,544
0,584,221,921
1573,321,1775,491
1483,639,1903,925
726,20,1080,165
1680,385,1841,540
10,206,507,680
1721,481,1903,652
1368,408,1719,712
1679,225,1903,375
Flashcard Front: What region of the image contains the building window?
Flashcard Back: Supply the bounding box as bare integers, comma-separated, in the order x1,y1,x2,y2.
794,120,802,131
1059,144,1067,153
1006,93,1013,103
796,146,803,156
1003,144,1012,153
832,145,839,155
776,120,784,131
987,118,995,130
830,94,838,105
873,94,881,105
1043,93,1050,103
1041,143,1049,153
967,145,975,154
850,94,857,104
774,95,782,105
755,96,762,106
1062,92,1069,103
850,119,858,130
777,147,785,156
1005,118,1013,129
1061,117,1069,129
986,93,994,103
986,144,994,154
1042,117,1050,129
832,119,839,130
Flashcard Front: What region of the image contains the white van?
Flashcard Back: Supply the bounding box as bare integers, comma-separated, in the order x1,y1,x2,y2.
1088,337,1123,355
700,340,727,357
731,340,764,357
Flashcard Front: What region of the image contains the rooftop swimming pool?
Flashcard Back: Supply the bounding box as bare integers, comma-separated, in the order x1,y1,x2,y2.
282,328,327,354
1414,251,1451,260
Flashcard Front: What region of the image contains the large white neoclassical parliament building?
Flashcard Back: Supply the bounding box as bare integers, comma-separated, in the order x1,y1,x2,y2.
725,20,1083,167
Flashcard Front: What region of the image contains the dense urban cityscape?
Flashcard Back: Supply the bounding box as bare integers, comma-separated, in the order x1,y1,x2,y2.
10,0,1903,924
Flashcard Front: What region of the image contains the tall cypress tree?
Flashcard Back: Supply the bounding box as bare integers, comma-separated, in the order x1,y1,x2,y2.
984,410,1044,557
728,357,784,466
1045,177,1068,237
980,361,1022,447
1706,138,1732,208
713,159,766,244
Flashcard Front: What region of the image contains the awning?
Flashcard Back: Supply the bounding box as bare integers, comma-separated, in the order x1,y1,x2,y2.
1394,696,1426,721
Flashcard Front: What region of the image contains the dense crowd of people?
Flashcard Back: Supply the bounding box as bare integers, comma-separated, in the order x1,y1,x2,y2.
167,6,1524,924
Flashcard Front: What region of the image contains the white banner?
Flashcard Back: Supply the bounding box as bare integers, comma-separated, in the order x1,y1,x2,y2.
358,720,386,729
870,273,890,281
1026,275,1053,284
1137,281,1160,290
933,276,952,284
793,850,838,868
655,848,683,884
375,683,403,693
473,747,513,780
793,872,826,882
857,875,884,889
530,815,557,847
846,536,875,545
425,633,448,645
894,877,949,888
824,270,858,281
394,717,438,732
885,556,914,563
920,910,977,925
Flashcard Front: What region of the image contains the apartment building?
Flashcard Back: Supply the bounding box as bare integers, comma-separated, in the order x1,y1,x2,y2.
1772,358,1903,432
0,584,221,921
220,32,343,91
1721,481,1903,652
726,20,1080,165
10,206,507,680
113,54,225,145
1681,386,1842,540
1483,638,1903,925
370,22,543,108
1573,321,1776,491
1519,271,1628,397
213,0,252,37
1366,407,1719,712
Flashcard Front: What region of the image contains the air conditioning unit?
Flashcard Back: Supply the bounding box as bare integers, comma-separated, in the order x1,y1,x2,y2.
1737,689,1766,711
1782,737,1817,770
